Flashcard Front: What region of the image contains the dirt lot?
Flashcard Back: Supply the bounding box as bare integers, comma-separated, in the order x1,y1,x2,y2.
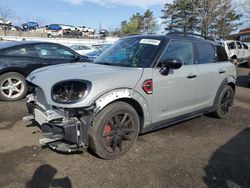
0,67,250,188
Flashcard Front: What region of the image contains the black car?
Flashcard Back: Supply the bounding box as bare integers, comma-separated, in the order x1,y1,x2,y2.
0,41,89,101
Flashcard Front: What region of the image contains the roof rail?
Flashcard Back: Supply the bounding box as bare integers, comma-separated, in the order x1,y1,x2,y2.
167,32,215,41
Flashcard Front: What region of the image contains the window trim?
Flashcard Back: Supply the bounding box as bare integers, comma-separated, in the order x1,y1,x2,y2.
154,39,196,68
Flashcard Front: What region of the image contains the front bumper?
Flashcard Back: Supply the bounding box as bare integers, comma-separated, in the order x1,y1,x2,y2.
24,94,92,153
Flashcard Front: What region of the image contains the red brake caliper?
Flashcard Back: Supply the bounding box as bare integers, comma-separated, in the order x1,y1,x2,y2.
103,124,112,142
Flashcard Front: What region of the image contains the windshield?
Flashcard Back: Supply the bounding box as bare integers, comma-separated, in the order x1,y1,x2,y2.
94,37,163,68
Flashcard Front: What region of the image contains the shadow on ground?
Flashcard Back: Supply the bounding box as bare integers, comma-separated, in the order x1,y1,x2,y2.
203,128,250,188
236,75,249,88
26,164,72,188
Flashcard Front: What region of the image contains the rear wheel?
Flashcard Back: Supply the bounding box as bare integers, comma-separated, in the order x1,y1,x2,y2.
89,102,140,159
213,85,234,119
0,72,28,101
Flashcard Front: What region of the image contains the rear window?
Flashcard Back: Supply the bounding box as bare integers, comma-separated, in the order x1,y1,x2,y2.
195,42,216,64
216,45,228,62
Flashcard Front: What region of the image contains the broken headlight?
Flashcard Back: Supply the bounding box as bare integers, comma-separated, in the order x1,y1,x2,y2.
51,80,91,103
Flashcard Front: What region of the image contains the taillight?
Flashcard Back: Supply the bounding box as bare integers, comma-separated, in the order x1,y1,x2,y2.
142,79,153,94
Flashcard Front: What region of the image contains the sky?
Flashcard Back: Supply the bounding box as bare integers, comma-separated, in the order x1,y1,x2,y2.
2,0,249,32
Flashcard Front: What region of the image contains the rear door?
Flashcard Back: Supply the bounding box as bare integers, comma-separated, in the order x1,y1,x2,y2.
243,43,250,59
0,45,44,76
194,42,225,109
236,42,244,60
152,40,199,123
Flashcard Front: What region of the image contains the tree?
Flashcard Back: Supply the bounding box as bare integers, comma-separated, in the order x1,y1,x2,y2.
213,0,242,37
142,9,158,34
119,10,158,36
161,0,242,37
0,2,15,35
161,0,199,33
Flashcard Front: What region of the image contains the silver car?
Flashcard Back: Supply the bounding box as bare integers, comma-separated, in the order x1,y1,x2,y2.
24,33,237,159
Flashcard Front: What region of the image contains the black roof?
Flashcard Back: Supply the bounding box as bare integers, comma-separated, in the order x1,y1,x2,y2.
0,41,58,50
125,33,218,45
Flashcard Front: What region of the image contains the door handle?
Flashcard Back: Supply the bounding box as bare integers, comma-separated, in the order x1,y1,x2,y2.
219,69,226,74
187,74,197,79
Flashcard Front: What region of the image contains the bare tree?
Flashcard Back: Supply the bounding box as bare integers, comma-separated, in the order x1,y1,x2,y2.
0,1,15,35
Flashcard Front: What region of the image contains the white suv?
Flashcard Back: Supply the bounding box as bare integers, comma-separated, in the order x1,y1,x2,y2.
218,40,250,67
24,33,237,159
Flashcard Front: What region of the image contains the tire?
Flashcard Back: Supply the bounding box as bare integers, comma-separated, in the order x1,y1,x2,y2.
212,85,235,119
89,101,140,160
0,72,28,101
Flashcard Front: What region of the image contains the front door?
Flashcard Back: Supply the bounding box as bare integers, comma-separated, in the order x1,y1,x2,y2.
152,40,198,123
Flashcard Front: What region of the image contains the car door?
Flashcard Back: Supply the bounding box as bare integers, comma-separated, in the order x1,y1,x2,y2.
243,43,250,59
236,42,244,60
194,42,225,109
34,43,78,66
0,45,44,76
152,40,199,123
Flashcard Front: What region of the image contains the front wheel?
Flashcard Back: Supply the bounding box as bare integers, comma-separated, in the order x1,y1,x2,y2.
213,85,235,119
89,102,140,159
0,72,28,101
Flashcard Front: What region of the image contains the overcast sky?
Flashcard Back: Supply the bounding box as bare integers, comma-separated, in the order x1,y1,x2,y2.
4,0,249,32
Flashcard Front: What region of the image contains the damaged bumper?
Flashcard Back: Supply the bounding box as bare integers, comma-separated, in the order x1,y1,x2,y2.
23,93,93,153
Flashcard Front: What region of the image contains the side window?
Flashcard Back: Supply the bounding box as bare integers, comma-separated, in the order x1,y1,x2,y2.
227,42,236,50
35,44,75,59
160,40,194,65
0,46,38,57
236,42,242,49
195,42,216,64
243,43,249,49
216,45,228,62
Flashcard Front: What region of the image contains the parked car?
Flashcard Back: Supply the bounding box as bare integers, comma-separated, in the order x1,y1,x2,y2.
24,33,236,159
0,41,90,101
46,24,63,38
218,40,250,67
70,44,96,55
85,43,112,60
22,22,39,31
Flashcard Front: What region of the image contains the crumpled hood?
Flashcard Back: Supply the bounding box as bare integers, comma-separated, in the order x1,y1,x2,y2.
27,62,144,107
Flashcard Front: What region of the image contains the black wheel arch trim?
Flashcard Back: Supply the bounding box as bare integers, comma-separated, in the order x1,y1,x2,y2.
213,77,236,106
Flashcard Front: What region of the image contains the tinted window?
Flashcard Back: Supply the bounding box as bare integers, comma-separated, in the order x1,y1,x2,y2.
227,42,236,49
35,44,75,59
236,42,242,49
0,46,38,57
243,43,249,49
216,45,228,62
161,40,194,65
195,42,215,64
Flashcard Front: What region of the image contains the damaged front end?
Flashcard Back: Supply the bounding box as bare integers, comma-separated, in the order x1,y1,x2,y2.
23,88,94,153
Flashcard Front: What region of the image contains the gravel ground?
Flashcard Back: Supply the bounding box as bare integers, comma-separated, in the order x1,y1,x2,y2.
0,67,249,188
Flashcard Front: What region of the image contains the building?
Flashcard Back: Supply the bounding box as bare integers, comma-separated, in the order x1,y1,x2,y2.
227,27,250,42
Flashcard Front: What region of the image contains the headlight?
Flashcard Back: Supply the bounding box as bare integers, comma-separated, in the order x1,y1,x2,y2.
51,80,91,103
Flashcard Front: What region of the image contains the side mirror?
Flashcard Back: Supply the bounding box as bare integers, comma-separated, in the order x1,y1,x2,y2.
159,58,183,75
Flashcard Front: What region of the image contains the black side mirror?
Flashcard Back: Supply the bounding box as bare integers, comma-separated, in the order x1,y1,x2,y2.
159,58,182,75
